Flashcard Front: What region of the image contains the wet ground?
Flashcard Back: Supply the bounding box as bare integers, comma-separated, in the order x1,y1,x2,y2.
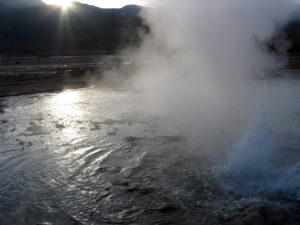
0,56,132,97
0,55,300,98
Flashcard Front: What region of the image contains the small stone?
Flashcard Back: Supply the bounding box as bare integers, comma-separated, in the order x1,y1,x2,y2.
97,166,121,174
263,205,286,225
125,136,140,142
109,167,121,174
241,214,267,225
226,203,289,225
111,180,129,186
158,202,179,213
139,187,154,194
126,185,154,194
97,167,108,173
126,185,140,192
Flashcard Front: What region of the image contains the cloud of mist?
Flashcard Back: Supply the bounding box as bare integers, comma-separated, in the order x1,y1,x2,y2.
124,0,297,153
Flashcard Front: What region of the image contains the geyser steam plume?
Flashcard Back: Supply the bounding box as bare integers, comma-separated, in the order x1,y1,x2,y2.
124,0,299,191
128,0,297,147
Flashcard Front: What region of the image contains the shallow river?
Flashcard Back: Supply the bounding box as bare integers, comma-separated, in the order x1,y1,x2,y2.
0,77,299,224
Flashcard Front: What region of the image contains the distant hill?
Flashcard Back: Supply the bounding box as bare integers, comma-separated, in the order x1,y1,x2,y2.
98,5,142,17
284,7,300,53
290,6,300,21
0,0,44,7
0,1,145,55
1,1,300,55
70,2,142,17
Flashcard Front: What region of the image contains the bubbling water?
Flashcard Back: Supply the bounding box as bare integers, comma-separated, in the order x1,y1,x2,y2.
217,108,300,201
222,114,274,188
123,0,300,200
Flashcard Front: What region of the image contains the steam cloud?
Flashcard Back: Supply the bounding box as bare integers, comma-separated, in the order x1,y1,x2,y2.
126,0,298,149
117,0,300,192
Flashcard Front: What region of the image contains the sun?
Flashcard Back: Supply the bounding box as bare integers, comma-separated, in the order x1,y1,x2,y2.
43,0,72,9
61,0,72,8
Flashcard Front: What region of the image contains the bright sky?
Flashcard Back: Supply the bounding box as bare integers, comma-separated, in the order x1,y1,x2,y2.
42,0,150,8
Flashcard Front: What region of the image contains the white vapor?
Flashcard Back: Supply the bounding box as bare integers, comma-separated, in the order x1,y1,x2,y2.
128,0,297,152
118,0,300,193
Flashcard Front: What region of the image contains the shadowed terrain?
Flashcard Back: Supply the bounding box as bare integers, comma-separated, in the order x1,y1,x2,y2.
0,1,145,55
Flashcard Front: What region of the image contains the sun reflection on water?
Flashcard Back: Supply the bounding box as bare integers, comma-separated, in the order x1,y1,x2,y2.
53,90,80,105
50,90,84,139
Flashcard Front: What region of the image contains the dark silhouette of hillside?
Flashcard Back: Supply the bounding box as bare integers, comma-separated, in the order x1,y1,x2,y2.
0,0,44,8
0,1,145,54
0,0,300,55
286,22,300,53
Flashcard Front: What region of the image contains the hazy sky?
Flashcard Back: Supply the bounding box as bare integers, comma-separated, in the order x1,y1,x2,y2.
42,0,150,8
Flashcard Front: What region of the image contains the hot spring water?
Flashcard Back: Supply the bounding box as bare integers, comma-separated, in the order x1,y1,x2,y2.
0,77,299,224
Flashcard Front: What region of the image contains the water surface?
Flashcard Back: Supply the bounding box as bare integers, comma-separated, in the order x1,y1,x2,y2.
0,78,299,224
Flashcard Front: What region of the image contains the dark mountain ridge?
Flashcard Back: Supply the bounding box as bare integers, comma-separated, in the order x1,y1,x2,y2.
0,0,44,8
1,1,300,55
0,1,145,55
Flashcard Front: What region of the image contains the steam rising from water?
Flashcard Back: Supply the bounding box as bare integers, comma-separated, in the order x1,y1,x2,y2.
125,0,299,192
132,0,295,136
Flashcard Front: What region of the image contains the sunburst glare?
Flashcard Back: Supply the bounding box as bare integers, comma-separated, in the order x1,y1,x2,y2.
43,0,148,8
43,0,72,9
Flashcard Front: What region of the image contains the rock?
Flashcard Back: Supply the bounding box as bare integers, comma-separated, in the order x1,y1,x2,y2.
55,123,66,129
108,128,118,135
90,122,101,131
97,166,121,174
126,185,140,192
158,202,179,213
225,203,288,225
111,180,129,186
263,205,286,225
240,214,268,225
125,136,142,142
139,187,154,194
126,185,154,194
